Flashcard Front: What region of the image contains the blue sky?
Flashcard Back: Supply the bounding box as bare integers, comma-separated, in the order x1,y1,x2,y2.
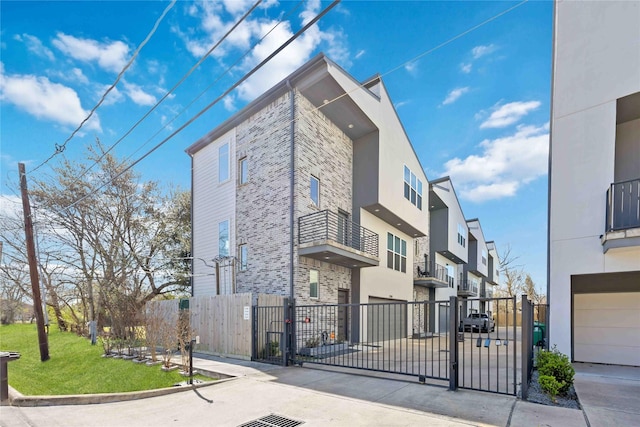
0,1,552,291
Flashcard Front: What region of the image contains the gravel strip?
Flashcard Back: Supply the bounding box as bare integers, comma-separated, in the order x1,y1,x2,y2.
526,370,581,409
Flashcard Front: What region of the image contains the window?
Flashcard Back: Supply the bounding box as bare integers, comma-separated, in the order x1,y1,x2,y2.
403,165,423,210
239,244,247,271
310,175,319,206
238,157,247,184
309,269,319,298
446,265,455,288
386,232,407,273
219,220,229,256
481,249,487,266
457,223,467,248
219,143,230,182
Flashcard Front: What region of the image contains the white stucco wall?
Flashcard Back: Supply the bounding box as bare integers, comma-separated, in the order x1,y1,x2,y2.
549,0,640,357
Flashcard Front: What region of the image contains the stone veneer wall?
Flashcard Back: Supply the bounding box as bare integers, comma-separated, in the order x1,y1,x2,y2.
293,91,354,305
234,89,354,304
235,93,294,296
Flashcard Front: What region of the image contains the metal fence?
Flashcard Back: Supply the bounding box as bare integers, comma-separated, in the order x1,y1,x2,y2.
292,299,452,383
606,178,640,231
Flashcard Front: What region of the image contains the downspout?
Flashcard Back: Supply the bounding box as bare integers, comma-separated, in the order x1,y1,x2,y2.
546,0,557,348
189,152,195,297
287,80,295,302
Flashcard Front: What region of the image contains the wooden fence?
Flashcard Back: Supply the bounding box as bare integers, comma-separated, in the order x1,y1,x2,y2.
147,293,284,360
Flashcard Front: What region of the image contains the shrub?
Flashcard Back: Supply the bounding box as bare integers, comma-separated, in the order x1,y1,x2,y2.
536,346,575,394
539,374,564,401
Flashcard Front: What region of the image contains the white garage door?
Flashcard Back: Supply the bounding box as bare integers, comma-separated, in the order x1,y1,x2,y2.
574,292,640,366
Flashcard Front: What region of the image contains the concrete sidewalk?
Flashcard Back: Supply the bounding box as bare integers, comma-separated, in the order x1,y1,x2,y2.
2,354,636,427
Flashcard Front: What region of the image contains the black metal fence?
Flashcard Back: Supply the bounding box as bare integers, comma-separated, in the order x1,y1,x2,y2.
606,178,640,231
298,210,379,258
252,296,520,396
521,299,550,400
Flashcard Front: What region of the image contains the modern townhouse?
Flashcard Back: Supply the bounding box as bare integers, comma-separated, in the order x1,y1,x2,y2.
186,54,429,342
548,0,640,366
462,219,490,315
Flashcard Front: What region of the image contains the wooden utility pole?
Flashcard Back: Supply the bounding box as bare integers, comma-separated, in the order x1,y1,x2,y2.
18,163,50,362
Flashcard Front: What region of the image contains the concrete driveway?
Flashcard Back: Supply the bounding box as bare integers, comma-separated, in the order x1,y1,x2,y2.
573,362,640,427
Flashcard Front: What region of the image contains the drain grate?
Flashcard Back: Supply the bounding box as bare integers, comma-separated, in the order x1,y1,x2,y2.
238,414,304,427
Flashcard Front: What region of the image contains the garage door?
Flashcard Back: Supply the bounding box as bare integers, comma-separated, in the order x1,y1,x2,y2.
367,297,407,342
574,292,640,366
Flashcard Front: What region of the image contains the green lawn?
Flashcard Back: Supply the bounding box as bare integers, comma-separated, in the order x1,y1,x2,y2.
0,323,210,395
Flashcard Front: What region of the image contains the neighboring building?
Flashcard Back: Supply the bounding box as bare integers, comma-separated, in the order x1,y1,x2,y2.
549,1,640,366
186,54,428,341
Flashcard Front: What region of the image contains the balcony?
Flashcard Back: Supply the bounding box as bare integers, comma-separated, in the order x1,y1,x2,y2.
458,278,479,297
480,287,494,299
413,259,449,288
602,178,640,253
298,210,379,268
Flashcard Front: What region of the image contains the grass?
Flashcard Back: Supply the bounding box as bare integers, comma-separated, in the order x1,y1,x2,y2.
0,323,211,395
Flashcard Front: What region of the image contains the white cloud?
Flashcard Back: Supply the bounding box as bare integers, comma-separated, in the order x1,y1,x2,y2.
355,49,366,59
0,69,101,131
471,44,497,59
442,123,549,202
442,87,470,106
71,68,89,84
99,84,124,106
480,101,541,129
223,94,236,111
175,0,349,101
52,33,129,73
404,61,418,75
123,82,156,106
15,34,54,60
394,100,410,109
460,62,472,73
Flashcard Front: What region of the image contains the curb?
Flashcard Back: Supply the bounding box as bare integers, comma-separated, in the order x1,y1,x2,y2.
7,370,236,407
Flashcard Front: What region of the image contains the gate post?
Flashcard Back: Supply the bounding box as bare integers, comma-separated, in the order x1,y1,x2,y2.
284,298,296,366
521,295,532,400
449,296,459,391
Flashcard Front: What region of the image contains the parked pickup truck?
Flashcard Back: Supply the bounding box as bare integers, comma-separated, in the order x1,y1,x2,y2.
460,313,495,333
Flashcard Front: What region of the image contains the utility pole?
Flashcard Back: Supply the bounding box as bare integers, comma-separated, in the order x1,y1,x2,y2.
18,163,49,362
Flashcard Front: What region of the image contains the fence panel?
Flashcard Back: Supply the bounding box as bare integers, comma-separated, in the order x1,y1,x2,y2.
293,299,451,383
457,296,518,396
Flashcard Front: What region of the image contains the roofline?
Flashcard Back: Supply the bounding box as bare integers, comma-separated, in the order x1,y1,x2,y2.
186,53,330,155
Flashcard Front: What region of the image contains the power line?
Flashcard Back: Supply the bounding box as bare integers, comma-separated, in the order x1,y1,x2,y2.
121,0,305,165
53,0,341,214
29,0,177,175
38,0,526,218
72,0,264,185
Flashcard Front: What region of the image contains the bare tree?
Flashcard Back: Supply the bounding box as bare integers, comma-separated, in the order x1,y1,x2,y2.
2,140,190,338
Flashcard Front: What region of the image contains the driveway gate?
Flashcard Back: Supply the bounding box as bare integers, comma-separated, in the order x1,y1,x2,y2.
253,296,520,396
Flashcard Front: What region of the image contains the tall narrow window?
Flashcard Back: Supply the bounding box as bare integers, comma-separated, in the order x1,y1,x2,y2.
481,249,487,266
219,143,230,183
386,232,407,273
309,270,319,298
310,175,319,206
403,165,423,210
219,220,229,256
238,157,247,184
457,224,467,248
239,244,248,271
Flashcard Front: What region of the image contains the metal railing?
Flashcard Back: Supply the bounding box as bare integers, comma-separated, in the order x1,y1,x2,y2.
414,259,448,283
606,178,640,231
298,210,379,258
458,278,479,295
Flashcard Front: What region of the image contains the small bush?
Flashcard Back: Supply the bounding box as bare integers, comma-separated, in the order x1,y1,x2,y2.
538,374,564,401
536,346,575,394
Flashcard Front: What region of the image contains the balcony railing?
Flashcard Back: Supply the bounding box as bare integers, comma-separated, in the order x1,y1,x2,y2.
458,278,479,295
298,210,379,258
414,259,448,283
606,178,640,231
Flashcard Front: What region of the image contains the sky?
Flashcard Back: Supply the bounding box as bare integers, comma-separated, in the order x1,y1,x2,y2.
0,0,553,292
